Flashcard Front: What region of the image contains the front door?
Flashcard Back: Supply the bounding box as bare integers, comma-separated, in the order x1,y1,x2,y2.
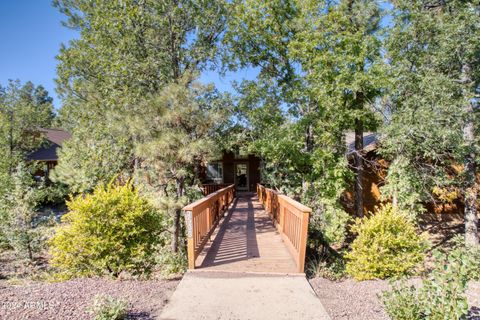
235,163,249,191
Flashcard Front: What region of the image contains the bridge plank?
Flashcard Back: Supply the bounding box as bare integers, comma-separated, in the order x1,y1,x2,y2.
197,193,298,273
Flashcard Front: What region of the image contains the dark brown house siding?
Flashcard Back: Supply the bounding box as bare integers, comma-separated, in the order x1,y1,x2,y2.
201,152,262,192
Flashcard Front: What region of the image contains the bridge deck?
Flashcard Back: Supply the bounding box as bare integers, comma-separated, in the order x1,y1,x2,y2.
196,193,298,273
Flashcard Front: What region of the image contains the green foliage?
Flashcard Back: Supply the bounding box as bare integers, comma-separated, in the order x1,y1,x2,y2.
51,131,133,194
0,80,55,172
155,246,187,277
382,238,480,320
380,0,480,243
225,0,386,250
382,280,422,320
132,75,231,252
380,156,426,215
306,253,346,281
88,295,128,320
49,181,163,278
33,182,69,206
53,0,227,194
346,204,428,280
308,198,352,247
0,80,57,255
0,163,51,261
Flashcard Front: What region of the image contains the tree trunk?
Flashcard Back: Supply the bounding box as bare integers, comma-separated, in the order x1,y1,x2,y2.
461,63,479,246
302,123,314,194
392,193,398,208
171,178,185,253
354,119,364,218
9,110,14,175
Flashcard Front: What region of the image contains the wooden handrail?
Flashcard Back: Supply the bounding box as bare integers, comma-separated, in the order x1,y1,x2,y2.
200,183,231,196
256,184,311,273
183,184,236,269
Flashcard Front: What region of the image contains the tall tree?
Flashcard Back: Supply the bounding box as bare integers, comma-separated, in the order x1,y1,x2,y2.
53,0,229,252
382,0,479,245
225,0,354,246
0,80,55,250
0,80,54,176
53,0,227,193
132,75,230,252
291,0,385,218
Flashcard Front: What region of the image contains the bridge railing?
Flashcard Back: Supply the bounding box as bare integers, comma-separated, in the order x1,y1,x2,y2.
183,184,236,269
257,184,311,273
200,183,231,196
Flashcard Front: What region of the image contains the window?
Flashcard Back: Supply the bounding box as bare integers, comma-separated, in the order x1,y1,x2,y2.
206,162,223,183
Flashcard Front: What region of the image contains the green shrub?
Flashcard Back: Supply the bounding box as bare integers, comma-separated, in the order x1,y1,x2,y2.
155,246,187,277
317,203,351,246
49,181,163,278
34,182,69,206
382,238,480,320
0,163,48,261
306,254,346,280
88,295,128,320
345,204,428,280
381,280,422,319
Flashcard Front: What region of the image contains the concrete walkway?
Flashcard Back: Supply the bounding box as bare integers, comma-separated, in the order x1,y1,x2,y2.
160,271,331,320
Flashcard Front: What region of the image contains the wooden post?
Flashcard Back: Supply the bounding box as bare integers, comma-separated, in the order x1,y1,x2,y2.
297,210,310,273
279,203,285,232
184,210,195,269
206,206,211,232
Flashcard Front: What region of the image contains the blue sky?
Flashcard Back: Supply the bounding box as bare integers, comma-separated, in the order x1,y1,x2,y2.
0,1,77,108
0,1,253,109
1,1,391,109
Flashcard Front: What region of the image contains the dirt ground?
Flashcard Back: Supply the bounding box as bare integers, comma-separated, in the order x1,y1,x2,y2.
0,277,179,320
310,277,480,320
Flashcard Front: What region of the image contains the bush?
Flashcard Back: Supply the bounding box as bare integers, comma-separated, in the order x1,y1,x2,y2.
34,182,69,207
49,181,163,278
382,238,480,319
345,204,428,280
0,163,48,261
317,203,351,246
381,280,422,319
155,246,187,277
306,254,346,280
88,295,128,320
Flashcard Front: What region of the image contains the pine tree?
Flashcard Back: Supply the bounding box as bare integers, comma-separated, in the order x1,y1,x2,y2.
131,75,230,252
382,0,479,245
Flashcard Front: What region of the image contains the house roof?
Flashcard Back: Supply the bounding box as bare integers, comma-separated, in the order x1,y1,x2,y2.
345,132,378,155
27,128,71,161
39,128,71,147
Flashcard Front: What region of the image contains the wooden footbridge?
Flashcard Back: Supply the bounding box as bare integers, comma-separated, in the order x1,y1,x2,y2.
183,184,311,273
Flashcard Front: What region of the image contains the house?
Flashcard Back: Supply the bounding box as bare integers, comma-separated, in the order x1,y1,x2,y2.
343,131,383,214
201,134,379,196
343,132,470,223
27,128,71,176
201,151,262,194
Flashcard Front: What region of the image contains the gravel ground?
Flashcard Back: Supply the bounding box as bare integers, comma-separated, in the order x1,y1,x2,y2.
310,277,480,320
310,278,390,320
0,277,179,320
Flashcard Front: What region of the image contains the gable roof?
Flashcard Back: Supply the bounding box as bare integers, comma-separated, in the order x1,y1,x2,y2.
39,128,71,147
27,128,71,161
345,132,378,155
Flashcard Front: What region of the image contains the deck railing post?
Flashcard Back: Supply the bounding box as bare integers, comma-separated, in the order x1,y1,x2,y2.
279,202,285,232
298,210,310,273
206,205,212,234
184,210,195,269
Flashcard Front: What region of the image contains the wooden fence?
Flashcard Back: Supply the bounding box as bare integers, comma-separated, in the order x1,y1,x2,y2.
183,184,236,269
256,184,311,273
201,183,231,196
